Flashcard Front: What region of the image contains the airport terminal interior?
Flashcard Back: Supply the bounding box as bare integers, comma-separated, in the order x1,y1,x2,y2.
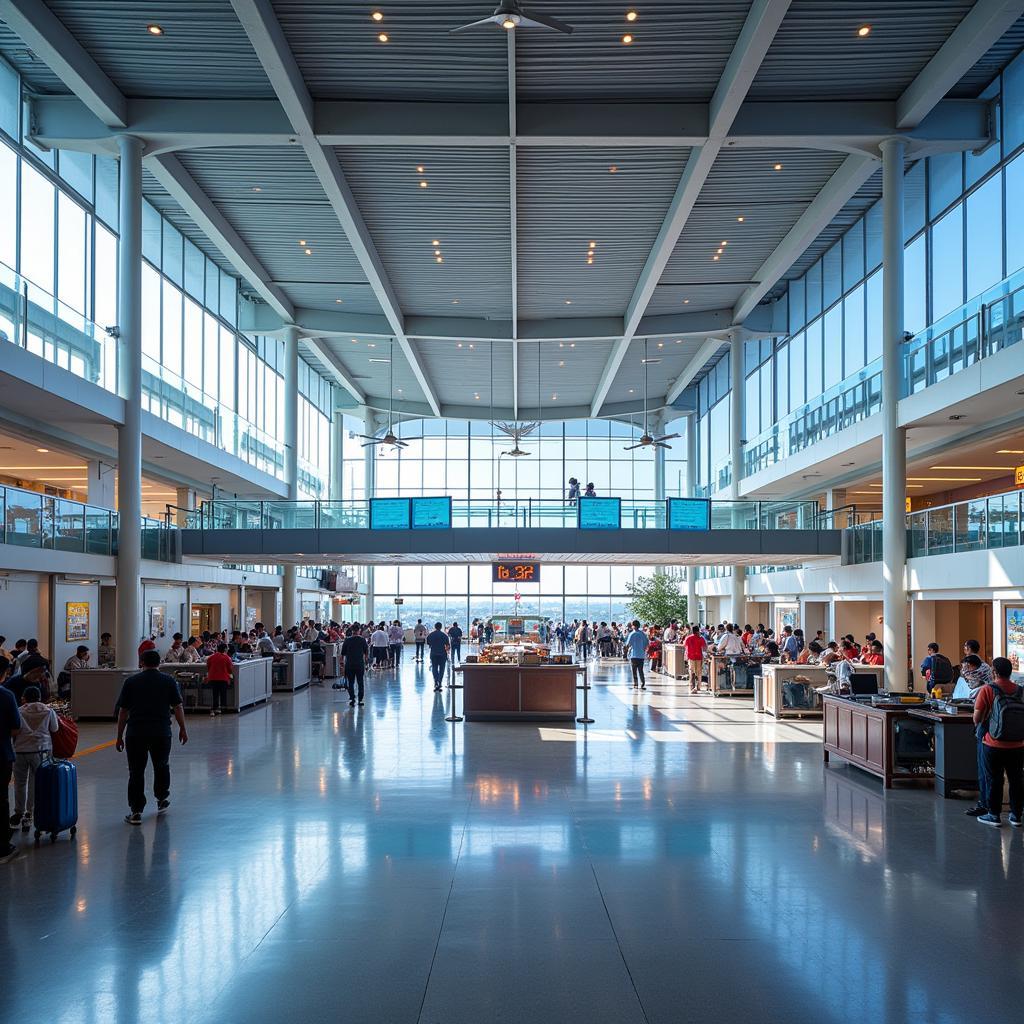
3,1,1024,1021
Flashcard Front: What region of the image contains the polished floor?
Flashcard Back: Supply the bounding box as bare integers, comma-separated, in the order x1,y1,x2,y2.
2,654,1022,1023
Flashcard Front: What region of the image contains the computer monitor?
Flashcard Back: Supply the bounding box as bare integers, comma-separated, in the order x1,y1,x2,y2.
850,673,879,696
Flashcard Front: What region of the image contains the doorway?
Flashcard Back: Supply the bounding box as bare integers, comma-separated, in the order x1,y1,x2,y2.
191,603,221,636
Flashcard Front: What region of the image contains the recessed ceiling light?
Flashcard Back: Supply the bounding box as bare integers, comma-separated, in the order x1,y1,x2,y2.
773,163,783,171
457,342,463,348
930,465,1015,471
675,339,682,343
36,448,49,453
502,15,519,29
368,342,376,347
997,449,1024,454
712,255,720,261
570,342,575,347
305,248,312,255
657,342,664,348
432,239,440,246
628,388,634,393
298,239,306,245
251,186,262,192
737,216,745,222
559,361,565,367
419,180,428,188
551,394,558,400
469,343,475,349
622,33,633,44
452,298,460,304
372,11,384,22
857,24,871,37
683,299,689,304
417,165,425,173
146,24,163,36
626,10,638,22
609,165,618,173
378,32,389,42
586,257,594,265
335,298,344,304
720,240,728,246
565,299,572,305
907,476,982,482
435,249,442,256
589,240,597,247
351,338,358,342
436,256,443,263
474,393,480,400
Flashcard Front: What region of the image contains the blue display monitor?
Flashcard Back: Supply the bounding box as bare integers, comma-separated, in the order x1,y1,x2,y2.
370,497,411,530
668,497,711,531
411,496,452,530
578,496,621,530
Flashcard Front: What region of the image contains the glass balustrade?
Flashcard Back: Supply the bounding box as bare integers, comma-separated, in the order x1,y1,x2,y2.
847,487,1024,564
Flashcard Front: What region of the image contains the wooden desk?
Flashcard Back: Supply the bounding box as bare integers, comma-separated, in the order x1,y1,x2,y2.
823,695,934,788
761,664,826,719
909,708,979,798
708,655,759,697
459,663,582,721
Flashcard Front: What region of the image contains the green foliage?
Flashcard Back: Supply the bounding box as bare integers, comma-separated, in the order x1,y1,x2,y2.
624,572,688,626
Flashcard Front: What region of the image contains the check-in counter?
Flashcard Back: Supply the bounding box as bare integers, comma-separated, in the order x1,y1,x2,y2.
70,668,136,720
663,644,688,680
708,654,761,696
162,658,272,713
272,648,312,691
459,663,583,721
908,708,979,797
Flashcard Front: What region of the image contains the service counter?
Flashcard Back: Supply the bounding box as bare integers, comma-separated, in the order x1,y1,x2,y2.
458,663,583,722
708,655,761,697
908,708,979,798
823,695,935,788
762,664,885,719
663,644,688,681
272,648,312,692
70,668,135,720
162,658,273,713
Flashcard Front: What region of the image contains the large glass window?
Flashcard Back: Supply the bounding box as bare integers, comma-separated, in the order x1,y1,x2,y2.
20,162,55,292
904,235,927,336
56,192,87,315
1007,155,1024,275
0,142,16,269
94,223,117,329
843,284,865,377
930,205,964,322
965,174,1003,299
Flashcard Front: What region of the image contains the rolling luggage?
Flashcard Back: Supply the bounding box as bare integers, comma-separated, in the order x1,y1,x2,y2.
34,758,79,843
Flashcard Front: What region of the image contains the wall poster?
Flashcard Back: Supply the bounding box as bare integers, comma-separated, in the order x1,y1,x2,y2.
65,601,90,642
149,602,167,638
1005,605,1024,671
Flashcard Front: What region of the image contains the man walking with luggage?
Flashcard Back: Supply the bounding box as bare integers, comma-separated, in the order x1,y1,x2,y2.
115,649,188,825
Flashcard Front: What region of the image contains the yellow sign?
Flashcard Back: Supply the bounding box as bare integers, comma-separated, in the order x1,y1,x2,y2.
905,497,912,513
1016,464,1024,487
66,601,90,642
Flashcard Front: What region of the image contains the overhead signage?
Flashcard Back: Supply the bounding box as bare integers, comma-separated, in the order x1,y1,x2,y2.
668,497,711,531
1016,465,1024,488
411,496,452,530
369,497,410,530
577,496,621,530
492,561,541,583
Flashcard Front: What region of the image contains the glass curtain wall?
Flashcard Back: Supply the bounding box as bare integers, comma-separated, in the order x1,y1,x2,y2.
690,54,1024,492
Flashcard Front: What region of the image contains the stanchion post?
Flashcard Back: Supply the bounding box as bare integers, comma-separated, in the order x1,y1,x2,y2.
576,664,594,724
446,660,464,723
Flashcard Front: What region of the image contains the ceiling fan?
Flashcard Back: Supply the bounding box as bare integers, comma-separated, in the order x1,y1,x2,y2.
624,339,680,451
451,1,573,34
351,339,409,450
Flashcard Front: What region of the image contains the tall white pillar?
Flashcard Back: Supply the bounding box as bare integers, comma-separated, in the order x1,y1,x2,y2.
330,406,344,501
174,486,196,527
363,407,377,622
282,325,299,627
115,135,143,668
881,138,908,691
685,411,699,625
729,332,746,626
87,459,116,509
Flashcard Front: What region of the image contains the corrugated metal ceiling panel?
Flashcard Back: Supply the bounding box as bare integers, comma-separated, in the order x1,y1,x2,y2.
279,282,385,316
0,21,68,93
275,0,508,101
518,339,616,408
309,335,427,403
517,146,689,319
951,14,1024,97
176,147,368,285
749,1,975,100
415,338,515,408
604,336,707,406
333,146,512,318
44,1,275,98
514,1,750,101
644,283,749,316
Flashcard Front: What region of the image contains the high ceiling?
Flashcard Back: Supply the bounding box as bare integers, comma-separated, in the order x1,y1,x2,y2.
3,0,1022,421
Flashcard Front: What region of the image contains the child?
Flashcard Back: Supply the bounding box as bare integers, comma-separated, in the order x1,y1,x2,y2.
648,631,662,675
12,686,58,831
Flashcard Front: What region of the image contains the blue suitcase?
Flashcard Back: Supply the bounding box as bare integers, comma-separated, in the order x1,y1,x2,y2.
34,758,78,843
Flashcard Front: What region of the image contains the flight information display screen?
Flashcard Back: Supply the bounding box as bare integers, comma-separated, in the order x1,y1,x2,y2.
492,561,541,583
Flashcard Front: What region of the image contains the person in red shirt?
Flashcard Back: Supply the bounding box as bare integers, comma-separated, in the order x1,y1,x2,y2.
973,657,1024,827
137,636,156,668
647,631,662,674
683,626,707,694
861,640,884,666
741,624,753,647
205,642,234,717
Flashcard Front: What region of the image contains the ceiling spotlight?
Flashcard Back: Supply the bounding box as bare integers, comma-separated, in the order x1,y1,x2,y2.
435,248,442,255
586,257,593,265
502,15,520,29
436,256,443,263
417,165,425,173
683,299,689,304
371,10,384,22
622,33,633,44
720,240,728,246
551,395,558,400
419,180,428,188
712,254,720,261
305,248,312,255
335,298,344,304
36,447,49,453
378,32,389,42
565,299,572,305
626,10,638,22
251,186,262,192
452,298,460,304
609,165,618,173
298,239,306,245
857,24,871,37
589,240,597,247
146,24,164,36
432,239,440,245
559,361,565,367
773,163,783,171
457,342,463,348
737,216,745,222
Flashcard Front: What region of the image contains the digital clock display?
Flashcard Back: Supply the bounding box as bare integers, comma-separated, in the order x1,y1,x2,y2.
492,561,541,583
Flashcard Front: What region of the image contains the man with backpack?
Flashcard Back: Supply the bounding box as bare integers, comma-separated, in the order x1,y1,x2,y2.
972,657,1024,827
920,643,954,691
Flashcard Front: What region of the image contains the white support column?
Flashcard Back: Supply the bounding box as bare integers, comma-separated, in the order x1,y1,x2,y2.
652,410,667,503
729,332,746,626
87,459,116,509
115,135,142,668
880,137,908,692
363,407,377,622
282,324,299,627
685,411,699,625
330,405,344,502
174,486,196,528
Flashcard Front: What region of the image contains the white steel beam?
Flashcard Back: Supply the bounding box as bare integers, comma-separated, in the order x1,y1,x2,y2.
229,0,441,417
732,154,880,323
302,337,366,406
665,337,730,407
508,29,519,419
146,153,294,322
590,0,791,417
897,0,1024,128
0,0,127,127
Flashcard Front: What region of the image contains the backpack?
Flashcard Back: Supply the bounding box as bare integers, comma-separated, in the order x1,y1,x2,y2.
929,654,954,685
987,682,1024,742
